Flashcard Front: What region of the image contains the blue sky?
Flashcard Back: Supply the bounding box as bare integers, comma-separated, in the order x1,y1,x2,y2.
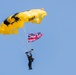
0,0,76,75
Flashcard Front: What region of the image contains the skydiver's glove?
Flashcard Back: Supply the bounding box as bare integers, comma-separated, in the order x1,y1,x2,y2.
25,52,28,54
31,49,33,50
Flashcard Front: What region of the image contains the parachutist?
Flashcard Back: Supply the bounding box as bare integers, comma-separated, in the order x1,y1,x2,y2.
25,49,34,70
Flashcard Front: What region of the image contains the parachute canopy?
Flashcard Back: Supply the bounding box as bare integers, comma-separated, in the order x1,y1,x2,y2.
28,32,43,43
0,8,47,35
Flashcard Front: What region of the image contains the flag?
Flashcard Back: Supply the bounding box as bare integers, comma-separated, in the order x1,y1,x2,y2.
28,32,43,43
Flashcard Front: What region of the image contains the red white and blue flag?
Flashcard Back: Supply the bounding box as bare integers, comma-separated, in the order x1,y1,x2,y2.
28,32,43,43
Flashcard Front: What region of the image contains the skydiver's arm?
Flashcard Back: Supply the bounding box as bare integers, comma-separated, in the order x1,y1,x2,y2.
25,52,29,57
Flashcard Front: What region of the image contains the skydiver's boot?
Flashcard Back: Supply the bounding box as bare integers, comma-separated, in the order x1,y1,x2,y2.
29,68,32,70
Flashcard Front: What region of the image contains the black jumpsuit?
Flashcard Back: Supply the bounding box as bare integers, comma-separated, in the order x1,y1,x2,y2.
26,52,34,70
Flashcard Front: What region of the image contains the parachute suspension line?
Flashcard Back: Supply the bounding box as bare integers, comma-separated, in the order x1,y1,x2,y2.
16,34,25,53
24,23,33,50
23,23,33,51
23,27,28,51
23,23,28,50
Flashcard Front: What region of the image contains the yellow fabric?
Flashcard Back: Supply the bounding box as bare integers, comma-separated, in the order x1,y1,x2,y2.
0,8,47,35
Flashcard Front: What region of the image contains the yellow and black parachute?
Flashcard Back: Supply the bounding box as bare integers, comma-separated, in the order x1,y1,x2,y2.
0,8,47,35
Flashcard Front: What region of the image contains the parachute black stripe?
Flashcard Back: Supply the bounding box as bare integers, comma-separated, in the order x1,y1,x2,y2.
4,19,10,26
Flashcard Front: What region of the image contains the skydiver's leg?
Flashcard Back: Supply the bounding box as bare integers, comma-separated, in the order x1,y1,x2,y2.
28,61,32,70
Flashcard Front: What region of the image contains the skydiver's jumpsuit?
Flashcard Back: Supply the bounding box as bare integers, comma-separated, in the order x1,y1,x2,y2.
26,52,34,70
